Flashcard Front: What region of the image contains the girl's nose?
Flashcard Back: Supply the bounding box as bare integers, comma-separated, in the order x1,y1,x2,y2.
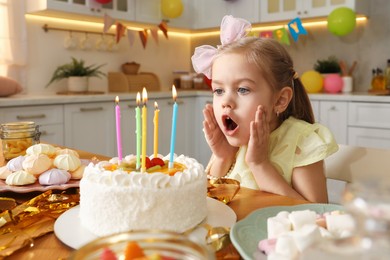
222,95,233,109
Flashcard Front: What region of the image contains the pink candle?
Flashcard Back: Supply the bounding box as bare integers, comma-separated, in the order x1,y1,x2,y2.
115,96,122,162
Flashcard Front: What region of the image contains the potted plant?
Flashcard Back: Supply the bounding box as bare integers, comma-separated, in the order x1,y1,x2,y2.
313,56,341,74
46,57,105,92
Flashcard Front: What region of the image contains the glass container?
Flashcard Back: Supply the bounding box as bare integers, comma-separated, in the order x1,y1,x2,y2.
69,230,215,260
0,121,40,160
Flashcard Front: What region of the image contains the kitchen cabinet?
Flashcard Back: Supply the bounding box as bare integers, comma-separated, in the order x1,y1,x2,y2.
194,96,212,167
64,102,116,157
318,101,348,145
348,102,390,149
0,105,64,145
193,0,260,29
134,0,193,29
27,0,135,22
155,97,195,158
260,0,369,22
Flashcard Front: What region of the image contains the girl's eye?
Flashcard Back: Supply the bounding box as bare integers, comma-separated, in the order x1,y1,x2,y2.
213,88,224,95
237,87,250,94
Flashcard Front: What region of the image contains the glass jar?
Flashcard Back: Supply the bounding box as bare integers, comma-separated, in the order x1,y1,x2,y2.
69,230,215,260
0,121,40,160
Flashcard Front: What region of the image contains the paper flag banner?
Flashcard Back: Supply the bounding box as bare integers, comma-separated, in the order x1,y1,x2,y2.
150,28,159,44
115,22,126,43
260,31,273,38
288,17,308,42
273,27,290,45
127,29,136,46
103,13,116,33
139,29,148,49
158,21,168,39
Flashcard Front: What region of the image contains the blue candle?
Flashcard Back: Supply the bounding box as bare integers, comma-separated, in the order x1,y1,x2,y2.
169,85,178,169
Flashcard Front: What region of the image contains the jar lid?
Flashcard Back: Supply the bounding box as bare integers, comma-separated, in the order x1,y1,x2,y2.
0,121,36,131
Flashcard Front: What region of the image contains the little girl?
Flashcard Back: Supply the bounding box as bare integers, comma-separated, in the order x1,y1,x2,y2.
192,15,338,203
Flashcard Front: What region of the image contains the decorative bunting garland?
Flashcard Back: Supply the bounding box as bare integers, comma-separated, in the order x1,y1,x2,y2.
259,17,307,45
103,14,169,49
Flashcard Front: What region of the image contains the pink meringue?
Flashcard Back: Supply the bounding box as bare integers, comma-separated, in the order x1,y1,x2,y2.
53,154,81,171
6,155,25,171
6,170,36,186
22,154,52,176
39,168,71,185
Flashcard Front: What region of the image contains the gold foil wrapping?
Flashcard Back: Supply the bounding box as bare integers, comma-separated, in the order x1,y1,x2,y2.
0,190,79,257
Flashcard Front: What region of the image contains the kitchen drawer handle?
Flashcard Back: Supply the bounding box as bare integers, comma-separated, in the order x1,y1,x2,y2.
167,101,184,105
16,114,46,120
80,107,104,112
329,106,337,111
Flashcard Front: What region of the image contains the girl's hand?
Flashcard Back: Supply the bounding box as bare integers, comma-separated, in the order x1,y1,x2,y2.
203,104,237,159
246,105,270,165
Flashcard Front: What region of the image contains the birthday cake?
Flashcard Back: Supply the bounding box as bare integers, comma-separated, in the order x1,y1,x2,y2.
79,154,208,237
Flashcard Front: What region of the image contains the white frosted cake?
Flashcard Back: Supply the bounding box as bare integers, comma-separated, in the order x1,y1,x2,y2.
79,154,208,237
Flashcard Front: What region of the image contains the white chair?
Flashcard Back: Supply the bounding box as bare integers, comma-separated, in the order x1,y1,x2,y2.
324,144,390,204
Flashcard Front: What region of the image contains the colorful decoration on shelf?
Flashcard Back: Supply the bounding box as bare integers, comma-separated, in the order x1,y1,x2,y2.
288,17,307,42
301,70,323,93
161,0,184,19
327,7,356,36
323,74,343,93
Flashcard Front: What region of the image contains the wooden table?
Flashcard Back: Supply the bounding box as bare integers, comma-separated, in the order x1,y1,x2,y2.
0,146,309,259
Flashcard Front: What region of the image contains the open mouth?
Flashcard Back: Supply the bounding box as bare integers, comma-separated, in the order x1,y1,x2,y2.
223,115,238,132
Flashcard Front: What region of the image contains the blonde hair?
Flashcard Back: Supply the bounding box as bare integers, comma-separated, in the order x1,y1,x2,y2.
214,37,314,124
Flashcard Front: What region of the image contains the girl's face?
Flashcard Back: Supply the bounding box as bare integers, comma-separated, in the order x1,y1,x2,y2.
211,52,280,147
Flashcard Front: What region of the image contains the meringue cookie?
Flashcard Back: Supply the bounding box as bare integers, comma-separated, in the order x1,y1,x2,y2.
6,170,36,186
54,154,81,171
39,168,71,185
26,143,57,157
55,148,80,158
22,154,52,176
7,155,25,171
0,166,12,180
70,164,86,179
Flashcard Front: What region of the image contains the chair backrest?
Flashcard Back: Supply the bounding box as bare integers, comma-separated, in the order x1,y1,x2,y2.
324,144,390,204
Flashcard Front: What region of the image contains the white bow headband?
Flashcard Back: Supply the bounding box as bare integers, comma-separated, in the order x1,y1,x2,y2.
191,15,252,79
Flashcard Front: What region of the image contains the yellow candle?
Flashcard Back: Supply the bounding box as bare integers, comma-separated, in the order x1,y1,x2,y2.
141,88,148,172
153,101,159,158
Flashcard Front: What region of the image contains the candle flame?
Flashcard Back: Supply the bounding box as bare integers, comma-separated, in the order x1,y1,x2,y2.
136,92,141,106
142,87,148,104
172,85,177,101
154,101,158,109
115,96,119,104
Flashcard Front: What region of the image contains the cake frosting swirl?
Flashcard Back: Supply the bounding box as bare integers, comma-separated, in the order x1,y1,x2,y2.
79,154,208,237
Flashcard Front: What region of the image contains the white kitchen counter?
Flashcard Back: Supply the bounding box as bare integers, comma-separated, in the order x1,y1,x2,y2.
1,91,390,107
0,90,214,107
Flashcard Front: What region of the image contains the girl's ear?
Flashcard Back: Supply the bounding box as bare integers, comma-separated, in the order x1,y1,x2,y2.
274,86,293,114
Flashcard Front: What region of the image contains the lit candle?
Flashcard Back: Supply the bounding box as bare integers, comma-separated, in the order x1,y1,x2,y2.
169,85,178,168
135,92,141,170
115,96,122,163
153,101,159,158
141,88,148,172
